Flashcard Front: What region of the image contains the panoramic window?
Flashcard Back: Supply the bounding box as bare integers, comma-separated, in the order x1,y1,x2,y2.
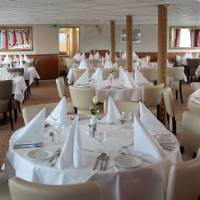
0,26,33,51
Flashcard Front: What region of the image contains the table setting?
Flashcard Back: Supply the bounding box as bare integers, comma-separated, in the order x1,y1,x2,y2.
3,96,182,200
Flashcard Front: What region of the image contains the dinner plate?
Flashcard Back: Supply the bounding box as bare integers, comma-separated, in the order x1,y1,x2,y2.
27,149,54,161
114,155,142,169
154,134,175,145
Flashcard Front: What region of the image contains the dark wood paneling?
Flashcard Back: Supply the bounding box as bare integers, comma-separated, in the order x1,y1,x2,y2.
29,54,58,79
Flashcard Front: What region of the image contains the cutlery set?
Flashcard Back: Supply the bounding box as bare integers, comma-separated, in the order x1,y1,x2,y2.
13,142,44,149
49,148,61,167
93,153,110,171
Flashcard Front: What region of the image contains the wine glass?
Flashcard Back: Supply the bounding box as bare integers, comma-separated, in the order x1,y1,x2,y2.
94,131,106,153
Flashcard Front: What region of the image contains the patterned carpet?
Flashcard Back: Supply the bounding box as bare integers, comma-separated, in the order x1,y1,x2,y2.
0,79,193,167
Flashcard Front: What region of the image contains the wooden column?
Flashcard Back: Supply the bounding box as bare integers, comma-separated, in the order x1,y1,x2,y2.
110,20,116,63
157,5,167,123
126,15,132,72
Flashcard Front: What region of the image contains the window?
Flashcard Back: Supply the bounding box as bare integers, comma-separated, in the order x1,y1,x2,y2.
179,28,191,48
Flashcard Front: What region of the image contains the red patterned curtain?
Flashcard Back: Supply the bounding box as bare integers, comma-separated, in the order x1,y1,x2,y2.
3,30,8,49
194,29,200,47
12,30,17,46
174,28,180,48
19,30,24,45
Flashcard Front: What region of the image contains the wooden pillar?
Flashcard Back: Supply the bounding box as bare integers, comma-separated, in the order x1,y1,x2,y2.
110,20,116,63
157,5,167,123
126,15,132,72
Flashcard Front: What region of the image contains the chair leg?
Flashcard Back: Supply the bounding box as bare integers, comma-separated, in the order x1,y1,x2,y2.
172,116,176,135
8,106,14,130
180,146,184,154
175,90,178,100
14,108,18,123
166,114,170,126
179,81,183,103
156,105,160,119
17,101,21,113
74,107,78,114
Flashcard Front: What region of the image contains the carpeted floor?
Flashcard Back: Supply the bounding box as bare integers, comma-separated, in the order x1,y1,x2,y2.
0,79,193,167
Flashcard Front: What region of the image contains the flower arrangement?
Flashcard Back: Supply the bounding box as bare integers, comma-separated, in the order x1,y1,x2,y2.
109,65,117,75
90,96,99,115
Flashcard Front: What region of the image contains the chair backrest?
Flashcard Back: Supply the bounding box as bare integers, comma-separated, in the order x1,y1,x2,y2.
56,77,66,98
69,86,95,111
22,103,57,125
7,68,24,76
0,80,12,100
139,67,157,82
181,111,200,153
9,177,100,200
166,76,173,88
166,67,185,81
142,84,164,107
167,156,200,200
162,87,175,117
104,100,139,116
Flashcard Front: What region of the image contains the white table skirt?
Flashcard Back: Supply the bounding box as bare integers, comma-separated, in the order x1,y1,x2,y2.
12,76,27,102
24,67,40,85
4,118,181,200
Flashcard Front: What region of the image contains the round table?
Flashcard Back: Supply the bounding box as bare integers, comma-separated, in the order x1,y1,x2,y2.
4,117,181,200
187,89,200,113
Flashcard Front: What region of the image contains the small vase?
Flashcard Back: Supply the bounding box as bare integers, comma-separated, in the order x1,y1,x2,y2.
89,115,97,137
90,115,97,125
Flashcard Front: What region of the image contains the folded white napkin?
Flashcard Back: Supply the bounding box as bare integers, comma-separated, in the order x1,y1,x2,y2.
75,69,89,85
134,115,163,160
122,51,126,59
57,116,82,169
73,52,81,62
124,71,136,89
13,55,18,61
79,57,88,69
119,66,125,80
67,68,76,84
19,56,24,68
89,53,94,60
139,102,168,134
94,52,100,60
105,52,110,60
46,97,67,127
0,68,12,80
104,58,112,68
106,96,121,123
135,69,152,87
4,55,9,62
132,52,139,61
11,108,45,145
81,52,86,59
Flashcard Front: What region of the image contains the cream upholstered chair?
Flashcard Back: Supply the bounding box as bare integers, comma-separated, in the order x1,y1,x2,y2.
139,67,157,84
180,111,200,154
166,155,200,200
166,76,173,88
104,100,139,116
0,173,11,200
191,82,200,92
142,84,164,118
163,87,176,135
9,177,100,200
187,99,200,114
56,77,68,98
166,67,185,103
69,86,95,115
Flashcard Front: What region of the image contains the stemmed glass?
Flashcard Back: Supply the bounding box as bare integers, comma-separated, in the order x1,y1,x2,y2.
94,131,106,153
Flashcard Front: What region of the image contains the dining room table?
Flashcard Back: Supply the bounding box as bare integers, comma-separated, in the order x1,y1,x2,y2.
3,115,182,200
187,88,200,113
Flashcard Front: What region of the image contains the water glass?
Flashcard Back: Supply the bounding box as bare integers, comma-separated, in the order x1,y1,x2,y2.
95,131,106,152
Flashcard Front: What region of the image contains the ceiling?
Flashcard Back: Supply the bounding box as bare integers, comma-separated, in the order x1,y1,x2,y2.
0,0,200,25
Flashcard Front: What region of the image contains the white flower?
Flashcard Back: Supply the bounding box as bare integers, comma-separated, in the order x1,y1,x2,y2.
92,96,98,104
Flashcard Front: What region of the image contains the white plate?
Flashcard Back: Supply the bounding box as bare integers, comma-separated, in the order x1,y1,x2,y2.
114,155,142,169
154,134,175,145
27,149,54,161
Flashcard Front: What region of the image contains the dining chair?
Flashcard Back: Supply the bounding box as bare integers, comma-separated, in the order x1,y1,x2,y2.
180,110,200,155
165,76,173,88
56,77,68,98
166,154,200,200
166,67,185,103
0,172,11,200
186,58,200,82
69,86,95,116
104,100,139,116
162,87,176,135
0,80,14,130
9,177,100,200
142,84,164,119
191,82,200,92
139,67,157,84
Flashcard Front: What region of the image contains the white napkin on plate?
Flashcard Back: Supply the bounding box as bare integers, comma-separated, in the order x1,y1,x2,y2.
94,52,100,60
75,69,89,85
135,69,152,87
139,102,169,134
134,115,163,160
79,57,88,69
46,97,67,127
106,96,121,124
119,66,125,80
91,67,103,87
124,71,136,89
57,116,82,169
89,53,94,60
104,58,112,69
11,108,45,145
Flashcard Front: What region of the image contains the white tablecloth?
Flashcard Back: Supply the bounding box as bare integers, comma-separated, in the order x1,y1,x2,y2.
12,76,27,102
24,67,40,85
187,88,200,113
4,117,181,200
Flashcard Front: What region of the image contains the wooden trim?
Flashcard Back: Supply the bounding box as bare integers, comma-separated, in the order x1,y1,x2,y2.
110,20,116,63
